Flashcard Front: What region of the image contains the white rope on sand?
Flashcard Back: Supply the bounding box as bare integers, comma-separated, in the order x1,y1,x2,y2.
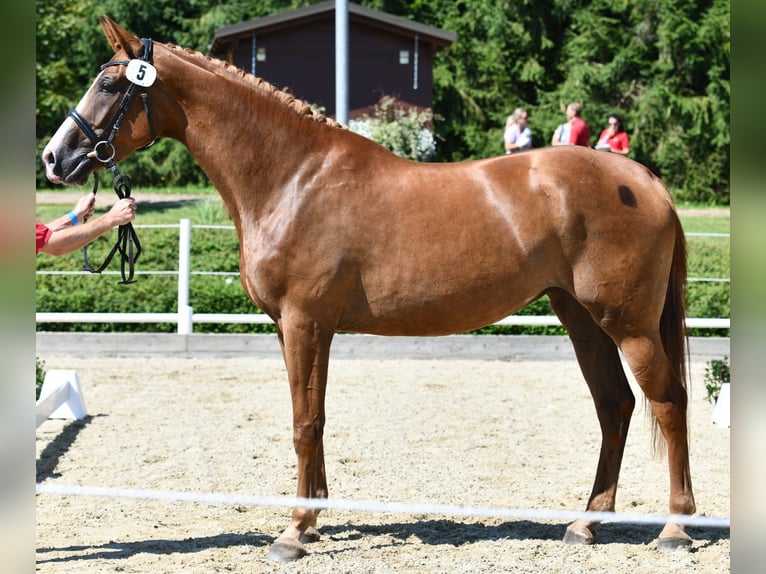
36,482,729,529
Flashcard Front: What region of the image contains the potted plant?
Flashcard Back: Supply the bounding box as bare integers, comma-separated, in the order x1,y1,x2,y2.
705,355,730,427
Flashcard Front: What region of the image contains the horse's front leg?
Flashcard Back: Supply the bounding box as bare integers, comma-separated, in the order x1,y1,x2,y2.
267,315,333,562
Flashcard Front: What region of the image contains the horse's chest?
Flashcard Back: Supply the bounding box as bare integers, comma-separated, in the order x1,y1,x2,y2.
238,233,328,311
238,246,286,308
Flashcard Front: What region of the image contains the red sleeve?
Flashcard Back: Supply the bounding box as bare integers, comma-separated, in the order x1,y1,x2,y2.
36,222,52,255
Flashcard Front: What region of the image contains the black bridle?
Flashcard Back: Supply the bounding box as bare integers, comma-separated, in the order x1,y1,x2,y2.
67,37,157,284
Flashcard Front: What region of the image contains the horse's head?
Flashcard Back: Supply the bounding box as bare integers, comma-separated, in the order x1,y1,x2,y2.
42,16,162,186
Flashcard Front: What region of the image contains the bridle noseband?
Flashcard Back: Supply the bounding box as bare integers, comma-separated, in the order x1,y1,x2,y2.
67,37,157,284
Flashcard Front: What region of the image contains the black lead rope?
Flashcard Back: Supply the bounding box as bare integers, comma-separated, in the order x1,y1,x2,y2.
81,167,142,284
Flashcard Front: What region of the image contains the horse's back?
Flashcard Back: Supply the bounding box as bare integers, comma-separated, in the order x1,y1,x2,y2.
488,146,675,223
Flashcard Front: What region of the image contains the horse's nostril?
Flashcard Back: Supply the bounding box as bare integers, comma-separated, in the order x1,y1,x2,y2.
41,146,64,183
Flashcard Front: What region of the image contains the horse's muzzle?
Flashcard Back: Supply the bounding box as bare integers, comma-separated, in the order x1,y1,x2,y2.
42,146,94,187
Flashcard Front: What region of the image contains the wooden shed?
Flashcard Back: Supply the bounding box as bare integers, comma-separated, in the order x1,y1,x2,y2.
209,1,456,119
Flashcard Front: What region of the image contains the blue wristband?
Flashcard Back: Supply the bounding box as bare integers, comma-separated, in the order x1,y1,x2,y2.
66,211,78,226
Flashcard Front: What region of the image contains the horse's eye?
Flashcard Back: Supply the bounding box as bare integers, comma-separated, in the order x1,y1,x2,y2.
99,75,120,94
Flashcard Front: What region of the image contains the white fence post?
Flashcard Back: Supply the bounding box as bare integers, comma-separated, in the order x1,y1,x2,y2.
177,218,193,334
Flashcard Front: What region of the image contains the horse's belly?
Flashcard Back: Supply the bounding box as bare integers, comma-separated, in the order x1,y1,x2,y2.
339,274,543,336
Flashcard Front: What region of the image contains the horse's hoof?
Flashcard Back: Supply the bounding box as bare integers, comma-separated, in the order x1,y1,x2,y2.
299,526,321,544
657,536,693,552
563,526,596,545
267,541,307,562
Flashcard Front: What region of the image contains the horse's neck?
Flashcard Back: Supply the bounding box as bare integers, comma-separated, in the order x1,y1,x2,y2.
161,49,328,220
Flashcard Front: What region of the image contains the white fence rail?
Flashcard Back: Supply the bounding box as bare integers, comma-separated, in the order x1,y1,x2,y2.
36,219,730,333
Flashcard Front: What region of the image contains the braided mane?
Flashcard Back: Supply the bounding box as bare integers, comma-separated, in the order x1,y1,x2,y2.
165,43,346,129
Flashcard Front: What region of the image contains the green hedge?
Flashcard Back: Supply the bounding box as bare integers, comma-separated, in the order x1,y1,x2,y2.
36,197,729,336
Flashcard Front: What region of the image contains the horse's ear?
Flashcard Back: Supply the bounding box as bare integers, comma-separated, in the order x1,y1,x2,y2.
99,15,142,58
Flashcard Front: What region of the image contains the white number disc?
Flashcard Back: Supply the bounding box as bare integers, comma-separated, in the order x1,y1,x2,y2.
126,59,157,87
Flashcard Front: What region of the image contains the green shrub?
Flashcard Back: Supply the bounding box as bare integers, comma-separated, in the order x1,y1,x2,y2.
704,355,730,404
36,357,46,400
685,232,730,336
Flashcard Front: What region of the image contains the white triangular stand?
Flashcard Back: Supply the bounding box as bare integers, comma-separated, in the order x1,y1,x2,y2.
711,382,730,428
36,370,87,428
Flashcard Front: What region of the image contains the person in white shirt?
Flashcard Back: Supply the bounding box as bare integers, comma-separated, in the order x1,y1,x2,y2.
503,108,532,155
551,121,571,146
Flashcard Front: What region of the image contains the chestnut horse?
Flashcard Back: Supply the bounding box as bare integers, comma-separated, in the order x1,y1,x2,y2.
42,16,696,561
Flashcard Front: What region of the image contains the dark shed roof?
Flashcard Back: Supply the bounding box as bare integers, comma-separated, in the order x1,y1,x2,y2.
210,1,457,55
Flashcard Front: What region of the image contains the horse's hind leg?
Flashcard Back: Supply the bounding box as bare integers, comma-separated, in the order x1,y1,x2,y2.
618,333,695,550
548,289,636,545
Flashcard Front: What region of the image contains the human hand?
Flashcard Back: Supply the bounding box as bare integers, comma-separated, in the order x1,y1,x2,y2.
73,193,96,222
107,198,137,226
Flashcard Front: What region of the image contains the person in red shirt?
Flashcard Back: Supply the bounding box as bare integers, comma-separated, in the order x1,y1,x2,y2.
595,113,630,156
566,102,590,147
36,193,137,256
552,102,590,147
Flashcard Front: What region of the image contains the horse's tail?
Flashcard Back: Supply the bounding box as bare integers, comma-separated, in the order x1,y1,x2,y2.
653,211,690,454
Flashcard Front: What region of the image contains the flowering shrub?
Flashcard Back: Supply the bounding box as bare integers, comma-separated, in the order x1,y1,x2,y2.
349,97,435,162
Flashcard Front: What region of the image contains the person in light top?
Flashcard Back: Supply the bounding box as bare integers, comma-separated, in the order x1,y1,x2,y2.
503,108,532,155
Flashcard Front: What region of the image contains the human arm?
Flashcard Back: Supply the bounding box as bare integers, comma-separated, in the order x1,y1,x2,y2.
503,125,518,153
38,198,136,256
44,193,97,232
594,129,612,150
517,127,532,151
507,127,532,153
610,132,630,155
552,123,571,146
